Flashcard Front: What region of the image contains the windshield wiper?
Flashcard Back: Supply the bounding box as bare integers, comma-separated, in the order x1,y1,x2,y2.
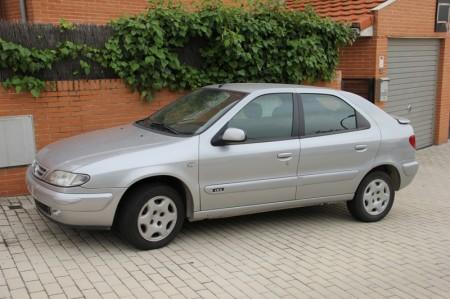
148,121,180,135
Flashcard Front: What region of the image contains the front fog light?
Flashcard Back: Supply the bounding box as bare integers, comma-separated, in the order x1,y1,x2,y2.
46,170,90,187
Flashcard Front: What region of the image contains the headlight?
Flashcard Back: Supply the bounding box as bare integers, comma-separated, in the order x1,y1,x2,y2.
46,170,90,187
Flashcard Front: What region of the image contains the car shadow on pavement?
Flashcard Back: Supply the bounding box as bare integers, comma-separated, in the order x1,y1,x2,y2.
185,202,350,229
45,202,352,251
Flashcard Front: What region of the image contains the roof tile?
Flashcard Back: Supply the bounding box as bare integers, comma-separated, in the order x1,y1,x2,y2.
285,0,387,29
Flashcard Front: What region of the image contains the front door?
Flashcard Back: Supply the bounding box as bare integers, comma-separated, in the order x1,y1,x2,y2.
199,93,300,210
298,93,380,199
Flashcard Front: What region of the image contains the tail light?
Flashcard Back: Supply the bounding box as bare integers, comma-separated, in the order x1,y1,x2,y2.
409,135,416,150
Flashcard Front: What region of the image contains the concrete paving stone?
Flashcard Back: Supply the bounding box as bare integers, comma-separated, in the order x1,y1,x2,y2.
74,278,93,291
28,290,48,299
2,269,19,280
43,282,63,296
55,276,74,288
0,286,10,299
37,272,56,285
81,288,101,299
25,280,44,293
61,286,82,299
10,288,30,299
100,292,119,299
21,270,38,282
6,277,25,290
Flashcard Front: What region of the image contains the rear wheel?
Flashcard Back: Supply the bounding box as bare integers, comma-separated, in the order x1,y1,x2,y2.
347,171,394,222
118,183,184,250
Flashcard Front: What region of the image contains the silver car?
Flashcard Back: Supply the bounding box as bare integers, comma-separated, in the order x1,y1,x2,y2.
26,83,419,249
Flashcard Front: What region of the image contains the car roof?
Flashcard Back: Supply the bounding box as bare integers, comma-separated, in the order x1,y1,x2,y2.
205,83,331,93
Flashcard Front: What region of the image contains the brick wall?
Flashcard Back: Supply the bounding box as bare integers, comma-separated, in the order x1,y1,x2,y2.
0,80,183,196
2,0,236,24
0,0,21,21
340,0,450,144
338,37,382,108
307,70,342,89
373,0,450,143
339,38,378,78
26,0,148,24
375,0,442,38
435,38,450,145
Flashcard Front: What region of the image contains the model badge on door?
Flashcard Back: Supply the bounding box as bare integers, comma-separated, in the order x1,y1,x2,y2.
212,187,225,193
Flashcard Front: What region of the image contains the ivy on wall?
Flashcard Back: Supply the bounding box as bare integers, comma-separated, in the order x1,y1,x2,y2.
0,1,356,100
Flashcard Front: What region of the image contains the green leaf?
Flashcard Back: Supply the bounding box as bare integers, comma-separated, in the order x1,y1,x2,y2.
30,88,41,97
130,62,140,71
79,60,91,75
0,3,354,99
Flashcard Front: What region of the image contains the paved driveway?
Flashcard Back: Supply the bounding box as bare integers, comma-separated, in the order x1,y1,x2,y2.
1,144,450,299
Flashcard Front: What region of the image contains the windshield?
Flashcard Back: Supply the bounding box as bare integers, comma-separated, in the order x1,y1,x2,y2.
136,88,246,135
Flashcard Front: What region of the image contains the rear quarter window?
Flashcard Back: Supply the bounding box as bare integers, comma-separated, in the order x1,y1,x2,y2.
301,94,368,136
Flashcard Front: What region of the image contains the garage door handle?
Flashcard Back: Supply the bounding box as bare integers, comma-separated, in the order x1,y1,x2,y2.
277,153,293,160
354,144,368,152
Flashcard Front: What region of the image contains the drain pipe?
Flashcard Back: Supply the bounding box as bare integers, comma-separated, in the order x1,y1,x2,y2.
19,0,27,23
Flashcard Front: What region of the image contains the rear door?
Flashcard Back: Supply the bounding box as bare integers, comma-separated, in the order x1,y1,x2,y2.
297,93,380,199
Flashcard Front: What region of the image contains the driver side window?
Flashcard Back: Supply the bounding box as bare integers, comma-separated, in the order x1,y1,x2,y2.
228,93,294,141
301,94,357,136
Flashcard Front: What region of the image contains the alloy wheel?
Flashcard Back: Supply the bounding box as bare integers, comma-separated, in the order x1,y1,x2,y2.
137,196,178,242
363,179,390,216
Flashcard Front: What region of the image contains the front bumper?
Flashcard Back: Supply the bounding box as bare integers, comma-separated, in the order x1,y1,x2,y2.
26,167,125,228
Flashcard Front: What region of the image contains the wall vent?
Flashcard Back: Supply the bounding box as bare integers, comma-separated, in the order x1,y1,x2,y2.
0,115,36,168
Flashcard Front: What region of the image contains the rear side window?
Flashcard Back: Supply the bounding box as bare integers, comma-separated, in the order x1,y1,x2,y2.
228,93,293,141
301,94,357,136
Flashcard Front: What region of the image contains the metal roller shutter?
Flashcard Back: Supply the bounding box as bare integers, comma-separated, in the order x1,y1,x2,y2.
385,39,439,149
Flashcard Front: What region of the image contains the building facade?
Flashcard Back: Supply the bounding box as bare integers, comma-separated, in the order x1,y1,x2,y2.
2,0,447,147
0,0,449,196
287,0,450,148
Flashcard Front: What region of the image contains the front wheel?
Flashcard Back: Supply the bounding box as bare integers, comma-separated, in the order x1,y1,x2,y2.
347,171,394,222
117,183,185,250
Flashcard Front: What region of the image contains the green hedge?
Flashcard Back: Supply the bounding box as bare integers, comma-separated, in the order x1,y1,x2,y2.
0,1,356,100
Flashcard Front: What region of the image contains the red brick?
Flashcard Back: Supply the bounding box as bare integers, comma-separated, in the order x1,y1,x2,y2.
0,0,21,20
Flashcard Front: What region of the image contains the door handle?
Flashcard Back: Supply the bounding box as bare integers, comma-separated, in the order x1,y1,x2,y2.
354,144,368,152
277,153,293,160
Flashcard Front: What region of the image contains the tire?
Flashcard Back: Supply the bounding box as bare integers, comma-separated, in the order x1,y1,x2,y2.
117,183,185,250
347,171,395,222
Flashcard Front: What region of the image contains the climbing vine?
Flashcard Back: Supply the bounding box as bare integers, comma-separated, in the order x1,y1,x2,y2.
0,0,356,100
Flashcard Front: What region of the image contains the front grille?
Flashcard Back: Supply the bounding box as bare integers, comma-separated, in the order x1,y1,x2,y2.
35,199,51,216
33,162,48,179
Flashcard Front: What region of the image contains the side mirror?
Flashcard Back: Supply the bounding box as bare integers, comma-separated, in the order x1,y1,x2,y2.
222,128,246,142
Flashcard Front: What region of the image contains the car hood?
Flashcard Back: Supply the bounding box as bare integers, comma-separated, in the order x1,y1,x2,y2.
36,124,181,171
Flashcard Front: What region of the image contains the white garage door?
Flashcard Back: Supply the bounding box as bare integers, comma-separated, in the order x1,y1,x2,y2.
386,39,440,149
